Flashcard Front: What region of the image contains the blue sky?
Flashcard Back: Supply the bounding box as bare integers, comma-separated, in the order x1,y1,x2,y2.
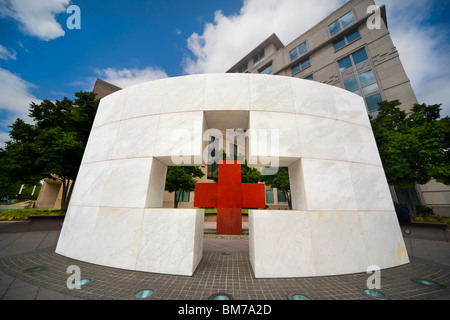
0,0,449,147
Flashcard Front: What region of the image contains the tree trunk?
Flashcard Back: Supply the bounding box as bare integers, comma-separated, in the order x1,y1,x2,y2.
174,191,179,208
60,178,75,212
284,190,292,210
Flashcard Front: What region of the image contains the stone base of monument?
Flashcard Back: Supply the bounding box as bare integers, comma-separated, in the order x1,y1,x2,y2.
55,207,204,276
248,210,409,278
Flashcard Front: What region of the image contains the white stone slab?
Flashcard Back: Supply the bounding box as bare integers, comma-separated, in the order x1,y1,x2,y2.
204,73,250,111
333,86,371,128
249,74,295,113
359,211,409,269
308,211,368,276
101,158,154,208
81,122,120,164
248,209,409,278
291,79,337,119
121,79,166,119
249,210,315,278
111,115,159,159
135,209,204,276
248,111,300,167
296,114,347,162
301,158,358,211
56,207,204,276
92,89,127,128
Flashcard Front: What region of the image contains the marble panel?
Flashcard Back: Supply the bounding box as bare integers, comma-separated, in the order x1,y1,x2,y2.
135,209,204,276
89,207,144,269
55,205,100,261
288,159,308,211
81,122,120,164
69,162,111,206
145,157,168,208
332,86,371,128
160,75,205,113
308,211,369,276
92,89,127,128
249,74,295,113
153,111,204,164
121,79,166,119
296,115,347,161
291,79,337,119
249,210,315,278
301,158,358,211
359,211,409,268
348,162,394,211
342,122,382,166
111,115,159,159
204,74,250,111
101,158,153,208
247,111,300,166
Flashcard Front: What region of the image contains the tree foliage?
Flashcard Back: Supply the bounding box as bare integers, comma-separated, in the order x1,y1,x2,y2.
1,91,99,211
261,167,292,209
370,100,450,216
165,166,204,208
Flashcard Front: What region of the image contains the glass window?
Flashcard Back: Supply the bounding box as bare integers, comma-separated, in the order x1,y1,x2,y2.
333,37,346,51
340,11,355,28
253,49,265,65
277,189,287,203
289,41,308,61
289,48,298,61
338,56,352,72
301,59,311,69
304,74,314,81
329,11,355,36
238,62,248,73
291,64,300,75
297,42,307,56
259,63,273,74
362,82,379,95
207,136,218,179
328,20,341,36
344,77,359,92
266,190,274,204
176,190,190,202
346,29,361,43
358,69,376,87
352,48,368,65
365,93,383,112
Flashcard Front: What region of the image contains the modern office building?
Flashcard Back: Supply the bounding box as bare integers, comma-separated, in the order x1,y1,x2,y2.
226,0,449,215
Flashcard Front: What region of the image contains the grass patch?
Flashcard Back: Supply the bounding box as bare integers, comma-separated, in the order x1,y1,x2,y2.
204,208,249,214
0,209,65,221
412,214,450,226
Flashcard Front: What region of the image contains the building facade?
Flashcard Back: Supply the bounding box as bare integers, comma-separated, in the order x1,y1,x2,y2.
226,0,449,215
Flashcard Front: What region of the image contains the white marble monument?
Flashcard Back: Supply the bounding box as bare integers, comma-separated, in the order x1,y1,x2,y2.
55,73,409,277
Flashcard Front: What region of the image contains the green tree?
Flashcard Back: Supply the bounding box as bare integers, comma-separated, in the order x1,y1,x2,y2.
370,100,450,216
2,91,99,211
211,150,263,184
165,166,205,208
261,167,292,210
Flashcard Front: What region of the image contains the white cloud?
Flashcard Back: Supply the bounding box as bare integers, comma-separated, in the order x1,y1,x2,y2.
0,44,17,61
95,66,168,89
0,0,70,41
183,0,345,74
375,0,450,117
0,130,10,149
0,67,41,147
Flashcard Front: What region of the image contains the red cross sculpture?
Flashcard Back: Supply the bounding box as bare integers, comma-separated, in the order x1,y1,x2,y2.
194,160,266,235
